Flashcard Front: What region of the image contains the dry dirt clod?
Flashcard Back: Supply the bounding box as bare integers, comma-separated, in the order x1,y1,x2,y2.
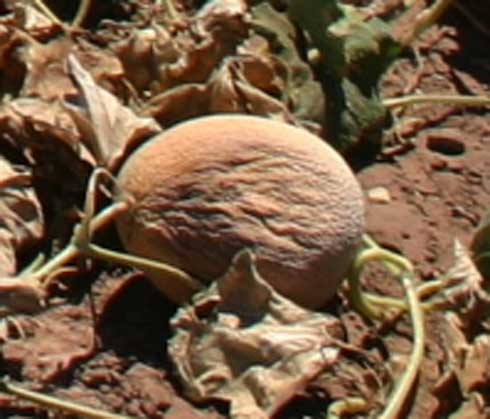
115,114,365,309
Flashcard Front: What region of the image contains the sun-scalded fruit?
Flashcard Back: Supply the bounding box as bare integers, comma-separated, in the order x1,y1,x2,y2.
115,114,365,308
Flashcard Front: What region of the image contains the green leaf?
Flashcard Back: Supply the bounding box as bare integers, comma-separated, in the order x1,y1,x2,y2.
286,0,344,76
286,1,401,82
335,78,388,151
283,0,400,150
250,2,326,124
332,6,401,90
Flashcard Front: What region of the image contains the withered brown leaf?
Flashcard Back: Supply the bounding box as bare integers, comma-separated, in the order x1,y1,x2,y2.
0,157,43,276
65,54,161,170
169,249,341,418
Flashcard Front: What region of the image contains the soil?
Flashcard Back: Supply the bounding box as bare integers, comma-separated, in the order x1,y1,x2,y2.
0,1,489,419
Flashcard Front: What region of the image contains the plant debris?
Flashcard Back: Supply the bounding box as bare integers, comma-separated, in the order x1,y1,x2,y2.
169,250,344,418
0,157,43,276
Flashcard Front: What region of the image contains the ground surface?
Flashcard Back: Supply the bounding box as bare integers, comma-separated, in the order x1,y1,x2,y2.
0,1,489,418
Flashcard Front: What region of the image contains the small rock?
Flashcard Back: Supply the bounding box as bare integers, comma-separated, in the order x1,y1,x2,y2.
367,186,391,203
429,156,447,171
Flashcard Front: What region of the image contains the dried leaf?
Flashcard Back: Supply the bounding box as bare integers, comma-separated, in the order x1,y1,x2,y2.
66,54,161,169
20,37,78,100
0,98,95,196
0,21,16,64
4,98,83,151
0,157,43,276
112,0,247,94
145,57,300,128
169,250,341,418
440,312,469,362
441,240,489,310
117,0,323,133
208,59,296,121
142,83,209,126
1,304,94,381
439,313,490,416
16,23,124,100
456,335,490,393
0,276,45,315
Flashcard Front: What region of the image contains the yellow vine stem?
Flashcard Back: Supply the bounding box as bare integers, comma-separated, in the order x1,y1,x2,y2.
32,0,65,27
347,244,413,320
32,0,92,31
347,238,425,418
405,0,454,46
70,168,204,301
29,201,127,286
327,397,369,419
28,168,121,285
382,94,490,109
83,243,204,295
0,378,131,419
379,274,425,419
71,0,92,30
359,236,451,313
20,167,202,306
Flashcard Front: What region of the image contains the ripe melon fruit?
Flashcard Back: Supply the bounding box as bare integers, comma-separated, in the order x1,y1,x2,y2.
116,114,365,308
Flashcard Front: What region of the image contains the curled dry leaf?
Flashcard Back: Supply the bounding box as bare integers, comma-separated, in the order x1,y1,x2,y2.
121,0,324,131
10,17,123,101
1,98,82,150
112,0,247,93
0,97,97,190
20,37,78,100
65,54,161,170
439,313,490,417
0,157,43,276
440,239,490,310
169,250,342,418
435,240,490,417
144,55,306,129
207,59,296,120
456,334,490,393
